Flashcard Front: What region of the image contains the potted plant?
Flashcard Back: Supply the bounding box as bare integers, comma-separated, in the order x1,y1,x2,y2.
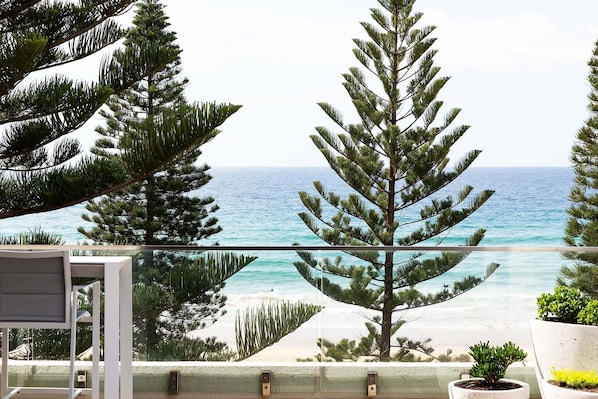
447,341,529,398
540,368,598,398
529,286,598,397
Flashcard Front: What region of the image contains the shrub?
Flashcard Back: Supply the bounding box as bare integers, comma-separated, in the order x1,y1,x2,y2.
551,368,598,389
578,300,598,326
537,286,590,323
468,341,527,387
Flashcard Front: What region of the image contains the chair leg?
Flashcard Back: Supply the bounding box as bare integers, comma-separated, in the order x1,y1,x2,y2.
1,387,20,399
92,281,100,399
1,328,8,398
69,291,78,399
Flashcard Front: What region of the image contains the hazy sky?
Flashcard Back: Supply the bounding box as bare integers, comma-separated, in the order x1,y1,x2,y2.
147,1,598,167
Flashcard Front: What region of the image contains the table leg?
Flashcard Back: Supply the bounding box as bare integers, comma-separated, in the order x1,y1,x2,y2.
1,328,8,398
120,259,133,399
103,262,120,399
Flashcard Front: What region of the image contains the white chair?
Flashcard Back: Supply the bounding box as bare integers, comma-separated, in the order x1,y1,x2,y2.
0,250,100,399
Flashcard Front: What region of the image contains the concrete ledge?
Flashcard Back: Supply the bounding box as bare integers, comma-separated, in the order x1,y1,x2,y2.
3,361,540,399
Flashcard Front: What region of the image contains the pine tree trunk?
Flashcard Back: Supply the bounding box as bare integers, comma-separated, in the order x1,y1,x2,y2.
379,173,396,360
380,251,394,360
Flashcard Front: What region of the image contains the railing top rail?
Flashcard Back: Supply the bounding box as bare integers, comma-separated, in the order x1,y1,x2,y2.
0,244,595,252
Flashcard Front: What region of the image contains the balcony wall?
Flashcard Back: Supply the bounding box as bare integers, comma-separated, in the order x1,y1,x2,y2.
4,361,540,398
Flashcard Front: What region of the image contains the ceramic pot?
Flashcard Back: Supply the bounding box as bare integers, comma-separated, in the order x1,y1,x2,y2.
540,378,598,398
530,318,598,397
448,378,530,399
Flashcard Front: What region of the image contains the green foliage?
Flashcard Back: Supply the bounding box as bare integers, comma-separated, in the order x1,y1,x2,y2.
295,0,495,361
551,368,598,389
468,341,527,387
147,336,236,361
316,338,362,362
578,300,598,326
561,39,598,297
557,263,598,301
537,286,591,324
0,227,65,245
128,252,256,359
304,318,470,362
304,336,469,363
77,0,252,360
435,349,471,362
0,1,240,219
235,301,323,361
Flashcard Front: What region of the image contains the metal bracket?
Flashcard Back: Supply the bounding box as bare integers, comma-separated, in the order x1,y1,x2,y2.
261,370,271,397
367,371,377,397
76,370,87,388
168,370,180,395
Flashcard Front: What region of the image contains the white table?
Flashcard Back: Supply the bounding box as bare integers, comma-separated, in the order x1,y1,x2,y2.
71,256,132,399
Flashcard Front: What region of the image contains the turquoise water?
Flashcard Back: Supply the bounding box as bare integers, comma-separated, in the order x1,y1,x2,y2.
201,166,571,247
0,166,574,302
199,166,573,300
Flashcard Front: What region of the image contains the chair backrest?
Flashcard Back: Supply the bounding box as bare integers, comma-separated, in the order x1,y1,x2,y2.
0,250,71,329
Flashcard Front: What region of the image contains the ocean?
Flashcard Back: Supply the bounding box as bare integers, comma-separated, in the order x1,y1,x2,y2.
0,166,577,355
199,166,572,297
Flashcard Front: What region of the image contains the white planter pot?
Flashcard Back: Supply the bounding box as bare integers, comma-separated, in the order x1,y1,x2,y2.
540,378,598,398
448,378,530,399
530,319,598,397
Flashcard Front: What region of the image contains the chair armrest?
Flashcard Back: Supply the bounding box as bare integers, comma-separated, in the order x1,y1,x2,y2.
73,280,101,292
73,281,100,323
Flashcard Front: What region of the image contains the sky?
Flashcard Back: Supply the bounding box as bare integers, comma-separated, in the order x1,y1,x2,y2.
126,0,598,168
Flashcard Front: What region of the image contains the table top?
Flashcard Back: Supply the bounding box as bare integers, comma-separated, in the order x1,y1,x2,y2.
70,256,131,278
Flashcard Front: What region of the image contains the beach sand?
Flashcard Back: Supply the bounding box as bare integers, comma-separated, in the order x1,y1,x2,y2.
192,290,537,362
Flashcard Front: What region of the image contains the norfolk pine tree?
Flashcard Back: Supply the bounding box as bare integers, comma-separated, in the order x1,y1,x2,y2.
295,0,496,361
77,0,254,360
560,39,598,297
0,1,239,219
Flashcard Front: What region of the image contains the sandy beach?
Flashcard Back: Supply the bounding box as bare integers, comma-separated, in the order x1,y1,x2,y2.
193,287,538,362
